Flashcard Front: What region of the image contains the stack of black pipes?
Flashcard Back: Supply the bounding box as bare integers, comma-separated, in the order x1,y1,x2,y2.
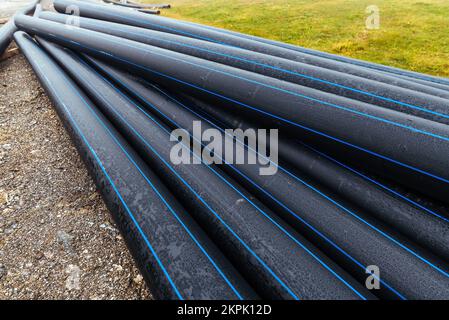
0,0,39,55
5,0,449,300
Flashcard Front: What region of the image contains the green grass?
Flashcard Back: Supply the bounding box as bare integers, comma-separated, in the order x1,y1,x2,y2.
141,0,449,77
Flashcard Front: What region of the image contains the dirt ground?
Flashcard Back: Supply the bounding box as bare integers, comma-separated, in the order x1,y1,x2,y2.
0,53,151,299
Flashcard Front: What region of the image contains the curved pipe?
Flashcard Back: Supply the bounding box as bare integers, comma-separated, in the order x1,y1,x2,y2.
37,37,372,300
14,31,258,300
81,56,449,300
14,15,449,203
51,0,449,98
39,11,449,125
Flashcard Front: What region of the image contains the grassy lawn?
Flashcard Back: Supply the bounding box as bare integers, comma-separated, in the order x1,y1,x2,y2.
142,0,449,77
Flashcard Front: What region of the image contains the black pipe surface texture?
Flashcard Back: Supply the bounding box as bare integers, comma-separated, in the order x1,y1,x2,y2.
81,56,449,300
39,11,449,125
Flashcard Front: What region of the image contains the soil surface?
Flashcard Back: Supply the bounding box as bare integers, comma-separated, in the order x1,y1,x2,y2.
0,54,151,299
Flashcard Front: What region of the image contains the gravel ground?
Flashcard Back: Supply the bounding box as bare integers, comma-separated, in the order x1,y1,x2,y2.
0,54,151,299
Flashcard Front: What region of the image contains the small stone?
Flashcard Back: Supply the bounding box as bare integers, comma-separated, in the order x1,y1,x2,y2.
133,274,143,285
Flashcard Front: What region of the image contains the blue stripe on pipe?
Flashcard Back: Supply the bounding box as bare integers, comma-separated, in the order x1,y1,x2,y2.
155,83,448,230
105,48,449,186
87,62,374,300
118,11,449,87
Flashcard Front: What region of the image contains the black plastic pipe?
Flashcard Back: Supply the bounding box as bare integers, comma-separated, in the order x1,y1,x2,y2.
14,15,449,203
81,56,449,300
37,37,373,300
38,11,449,125
15,31,259,300
51,0,449,98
